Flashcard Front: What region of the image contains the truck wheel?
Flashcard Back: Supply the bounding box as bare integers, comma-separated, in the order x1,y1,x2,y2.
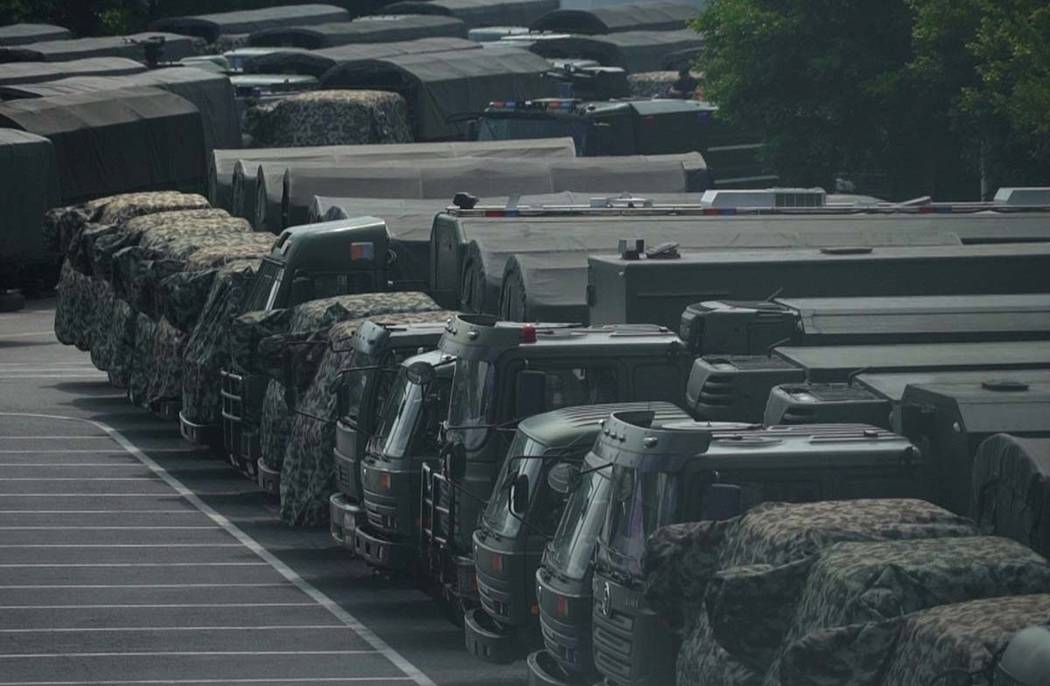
0,291,25,313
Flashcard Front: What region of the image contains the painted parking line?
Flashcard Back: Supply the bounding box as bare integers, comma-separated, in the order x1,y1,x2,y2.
0,680,411,685
0,413,436,686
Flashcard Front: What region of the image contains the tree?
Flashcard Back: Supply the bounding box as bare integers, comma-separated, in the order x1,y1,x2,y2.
696,0,1048,199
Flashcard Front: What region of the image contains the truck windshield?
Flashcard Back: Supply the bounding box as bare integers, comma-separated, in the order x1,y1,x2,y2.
477,116,587,152
372,365,449,460
600,466,681,579
547,459,612,581
447,358,494,451
339,351,378,425
482,432,548,539
244,259,283,312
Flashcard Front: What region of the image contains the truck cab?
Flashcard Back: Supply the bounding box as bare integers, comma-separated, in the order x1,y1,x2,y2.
327,320,449,546
421,315,692,621
471,97,775,187
345,349,455,571
217,217,391,477
588,411,922,686
466,402,690,664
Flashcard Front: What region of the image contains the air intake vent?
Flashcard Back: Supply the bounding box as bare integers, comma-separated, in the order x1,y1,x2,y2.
701,188,827,209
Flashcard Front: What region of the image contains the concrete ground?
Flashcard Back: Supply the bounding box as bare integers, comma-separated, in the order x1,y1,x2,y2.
0,298,525,686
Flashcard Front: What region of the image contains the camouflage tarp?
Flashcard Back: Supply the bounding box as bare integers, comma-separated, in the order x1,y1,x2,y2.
53,260,83,346
651,499,980,686
88,280,116,371
46,192,210,259
973,434,1050,562
144,317,188,408
778,595,1050,686
248,293,445,475
104,297,136,388
277,298,448,526
128,312,158,406
627,70,680,98
242,90,412,148
704,536,1050,683
181,260,260,425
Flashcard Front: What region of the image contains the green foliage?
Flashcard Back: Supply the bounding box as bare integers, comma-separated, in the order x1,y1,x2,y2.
697,0,1049,199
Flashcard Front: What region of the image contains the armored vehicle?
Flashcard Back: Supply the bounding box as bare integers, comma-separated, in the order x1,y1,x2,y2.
471,98,773,186
898,380,1050,515
588,242,1050,330
335,349,456,563
418,315,692,619
211,218,391,469
680,293,1050,356
328,320,449,548
466,402,689,663
587,411,923,686
687,340,1050,423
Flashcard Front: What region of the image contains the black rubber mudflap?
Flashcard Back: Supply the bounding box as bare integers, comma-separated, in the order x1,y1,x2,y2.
257,458,280,496
464,607,523,664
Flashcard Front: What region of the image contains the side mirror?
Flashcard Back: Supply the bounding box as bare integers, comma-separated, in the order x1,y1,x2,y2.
510,473,530,515
289,275,314,306
547,462,579,496
406,361,435,386
447,443,467,481
515,370,548,420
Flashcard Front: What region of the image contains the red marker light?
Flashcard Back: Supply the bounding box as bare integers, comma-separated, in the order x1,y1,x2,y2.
491,554,503,573
378,472,391,491
520,324,537,344
556,594,569,618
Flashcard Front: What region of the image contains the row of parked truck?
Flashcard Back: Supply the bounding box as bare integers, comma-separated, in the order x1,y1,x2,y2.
131,187,1050,685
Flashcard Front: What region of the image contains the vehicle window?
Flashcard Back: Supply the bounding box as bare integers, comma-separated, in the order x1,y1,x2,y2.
631,362,684,403
542,367,618,409
311,273,349,299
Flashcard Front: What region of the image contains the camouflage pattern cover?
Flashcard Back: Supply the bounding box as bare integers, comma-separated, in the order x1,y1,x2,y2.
778,594,1050,686
128,313,158,406
53,260,82,346
144,317,188,408
104,297,136,388
88,279,116,371
250,293,444,476
181,260,260,425
46,192,210,258
628,71,679,98
645,499,978,685
706,536,1050,681
242,90,412,148
973,434,1050,562
277,303,450,527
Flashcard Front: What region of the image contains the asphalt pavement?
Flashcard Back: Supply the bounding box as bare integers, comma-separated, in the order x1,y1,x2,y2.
0,298,523,686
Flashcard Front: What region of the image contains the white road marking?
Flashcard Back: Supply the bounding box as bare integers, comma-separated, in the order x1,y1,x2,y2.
0,563,267,568
0,478,159,481
0,603,317,609
0,679,411,685
0,331,55,338
0,527,218,530
0,584,290,589
0,465,155,468
0,412,437,686
0,436,112,439
0,651,376,658
0,625,345,634
0,510,198,514
0,544,240,547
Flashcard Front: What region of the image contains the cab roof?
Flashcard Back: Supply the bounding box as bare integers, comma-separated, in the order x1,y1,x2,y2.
518,401,689,447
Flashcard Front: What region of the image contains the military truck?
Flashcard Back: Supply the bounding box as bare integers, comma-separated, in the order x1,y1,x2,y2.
408,315,692,620
680,293,1050,356
586,411,923,686
208,217,391,470
687,340,1050,423
465,402,689,664
327,320,450,547
467,98,775,187
333,348,455,561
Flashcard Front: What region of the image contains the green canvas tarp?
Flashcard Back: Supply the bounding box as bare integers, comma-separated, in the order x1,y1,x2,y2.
0,57,146,87
0,86,208,204
0,24,70,47
248,15,468,49
526,29,705,73
531,1,698,34
383,0,559,29
1,33,196,63
150,4,350,44
0,68,241,152
320,47,557,140
241,36,480,78
0,128,59,288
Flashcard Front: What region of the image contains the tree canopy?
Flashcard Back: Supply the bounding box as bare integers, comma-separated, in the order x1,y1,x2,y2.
697,0,1050,199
